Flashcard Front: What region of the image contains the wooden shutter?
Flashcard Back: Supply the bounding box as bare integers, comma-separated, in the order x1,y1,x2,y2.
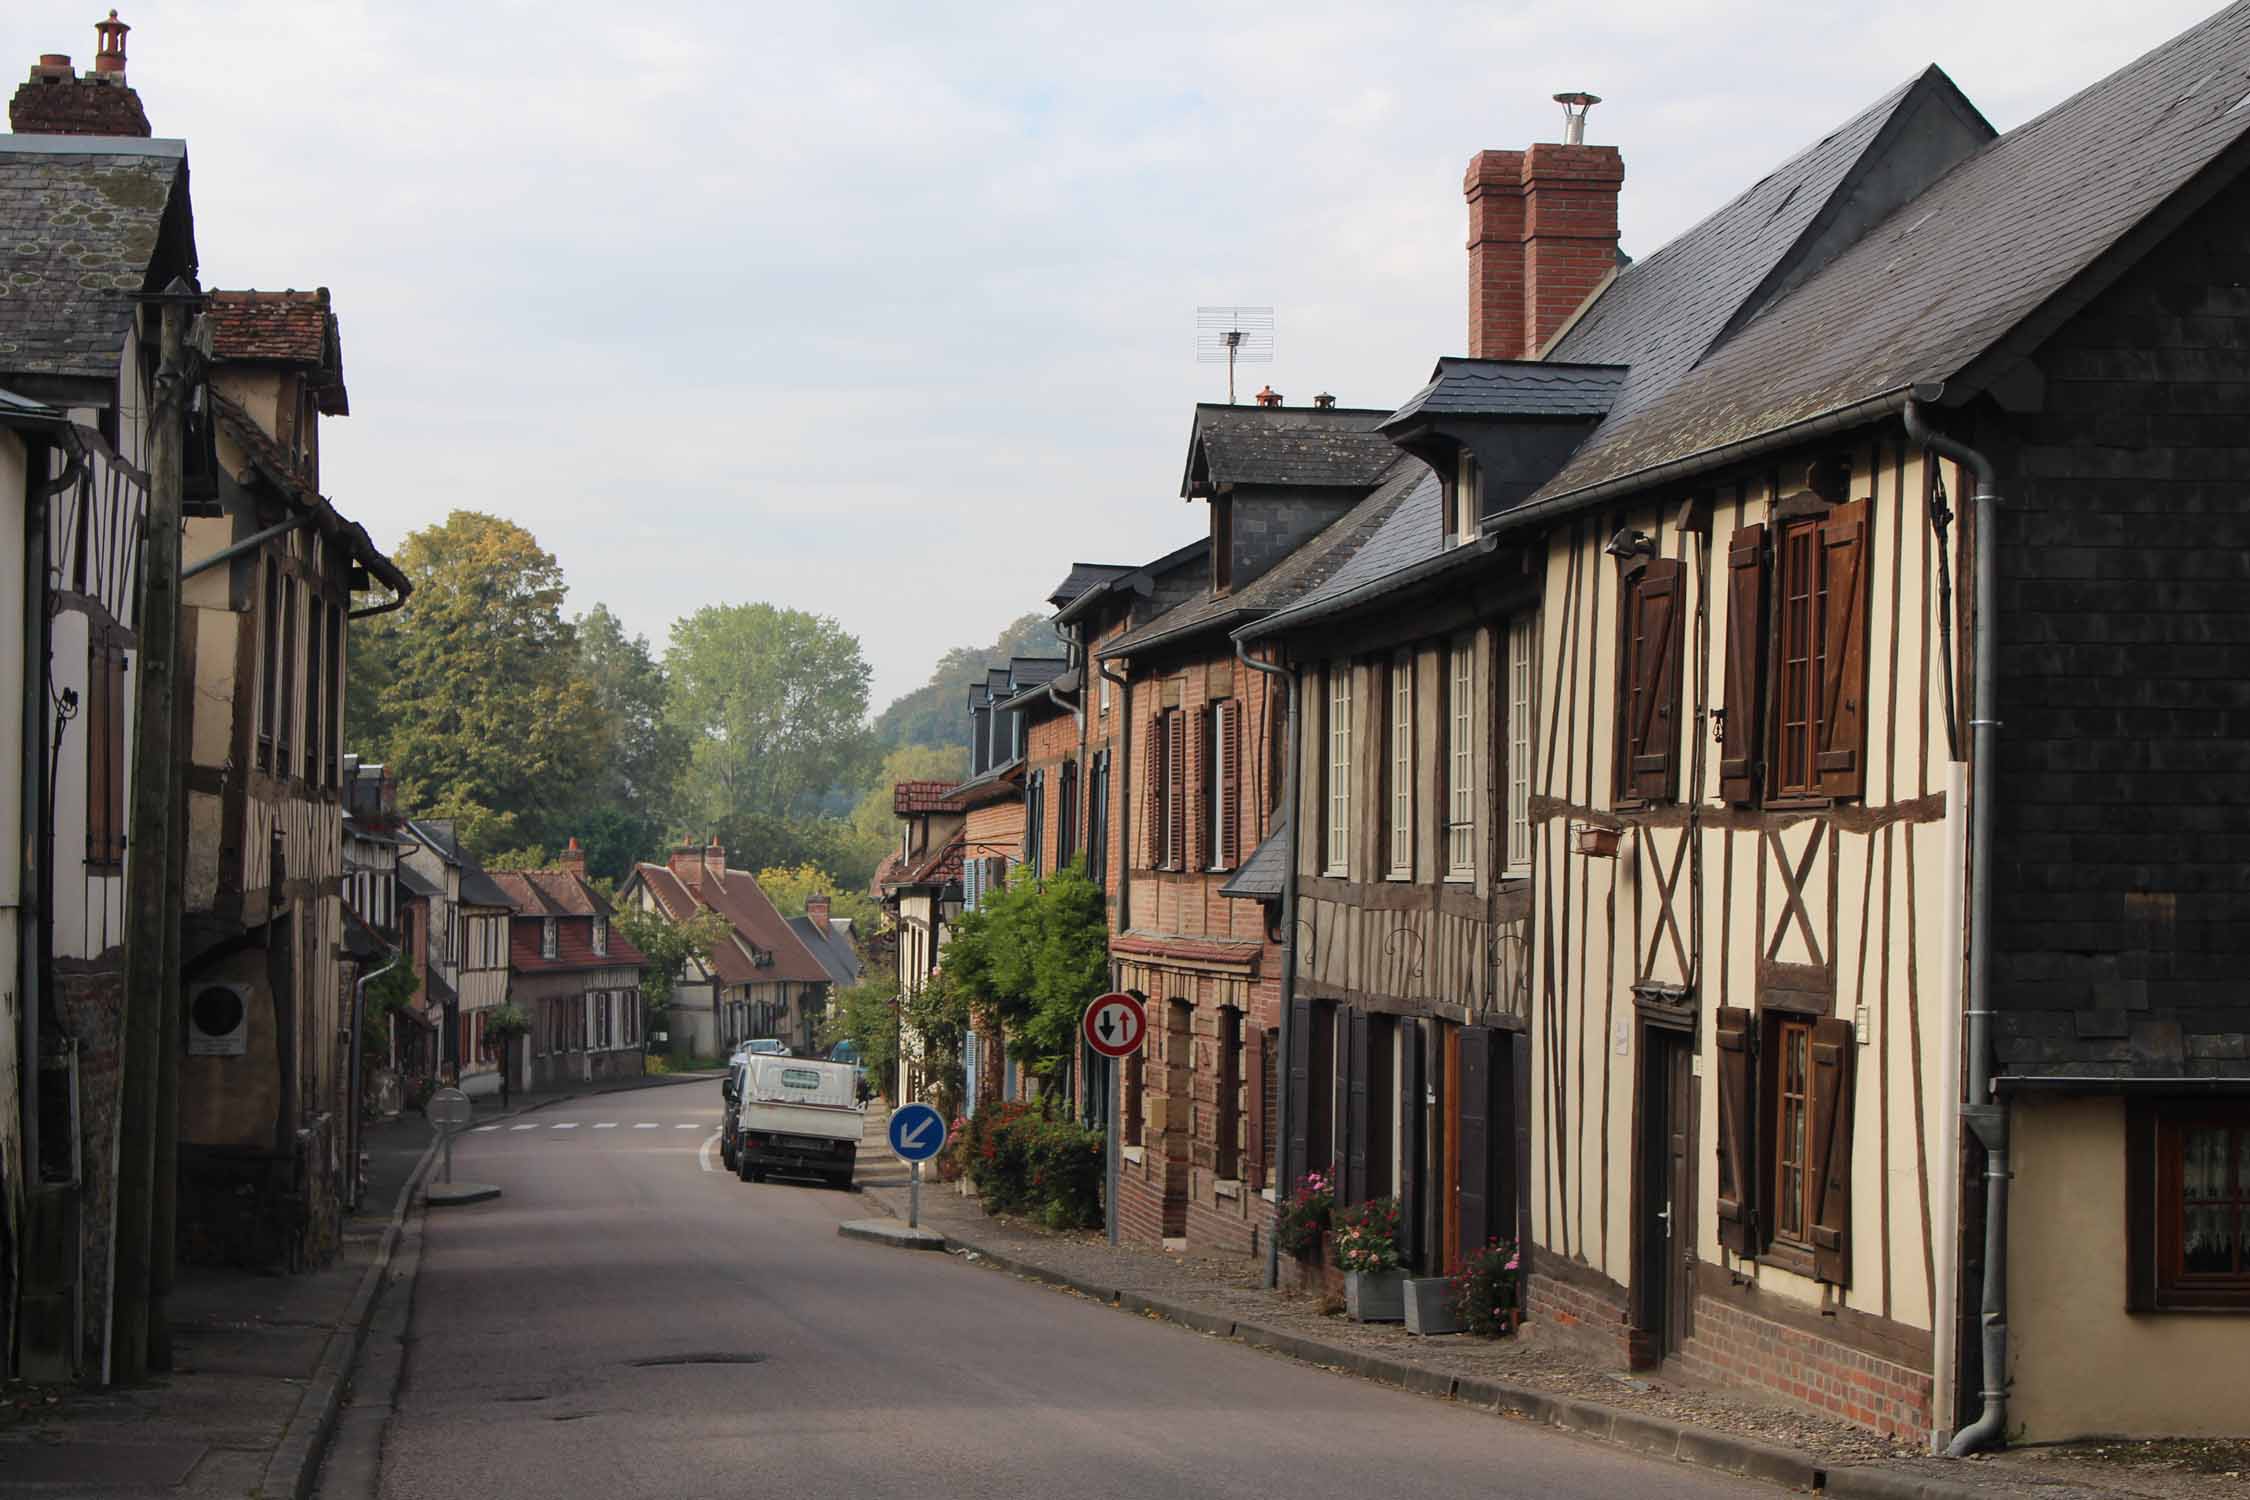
1714,1006,1757,1255
1397,1020,1423,1269
1287,997,1312,1188
1345,1009,1370,1205
1625,559,1685,802
1219,701,1241,869
1166,712,1187,871
1141,713,1164,867
1719,526,1766,804
1807,1015,1855,1285
1185,708,1207,871
1457,1026,1491,1260
1816,501,1871,798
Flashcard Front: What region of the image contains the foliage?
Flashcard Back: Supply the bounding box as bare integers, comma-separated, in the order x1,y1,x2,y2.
1331,1196,1403,1274
902,969,972,1119
871,612,1066,753
939,862,1108,1082
961,1099,1102,1230
821,970,901,1099
614,902,731,1013
1450,1240,1524,1337
481,846,552,871
572,604,687,882
348,513,611,863
483,1003,532,1041
1275,1171,1335,1260
665,603,876,833
837,743,969,890
359,957,421,1059
754,862,881,934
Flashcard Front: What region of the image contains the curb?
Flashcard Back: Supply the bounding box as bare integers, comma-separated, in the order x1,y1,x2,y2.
861,1182,2101,1500
837,1218,948,1251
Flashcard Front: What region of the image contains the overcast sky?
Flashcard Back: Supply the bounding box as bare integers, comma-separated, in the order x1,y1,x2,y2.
16,0,2221,704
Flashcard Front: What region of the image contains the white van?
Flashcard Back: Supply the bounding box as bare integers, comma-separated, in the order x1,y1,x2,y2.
729,1055,862,1187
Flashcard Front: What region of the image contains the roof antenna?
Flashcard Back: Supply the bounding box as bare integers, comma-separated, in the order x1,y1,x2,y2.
1554,91,1602,145
1196,306,1275,405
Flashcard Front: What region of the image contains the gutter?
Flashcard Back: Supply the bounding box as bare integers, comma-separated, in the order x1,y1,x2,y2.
1234,637,1298,1290
1904,397,2007,1460
1240,534,1499,642
180,511,316,580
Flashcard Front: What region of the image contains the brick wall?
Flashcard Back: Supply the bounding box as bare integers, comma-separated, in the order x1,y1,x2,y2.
1525,1264,1633,1365
1677,1295,1934,1441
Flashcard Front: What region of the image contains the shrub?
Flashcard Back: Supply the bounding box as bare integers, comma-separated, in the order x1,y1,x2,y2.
961,1099,1102,1229
1331,1195,1402,1273
1273,1171,1334,1259
1451,1240,1523,1337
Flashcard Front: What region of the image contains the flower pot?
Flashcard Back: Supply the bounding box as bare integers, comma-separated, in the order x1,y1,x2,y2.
1346,1269,1406,1323
1403,1277,1463,1335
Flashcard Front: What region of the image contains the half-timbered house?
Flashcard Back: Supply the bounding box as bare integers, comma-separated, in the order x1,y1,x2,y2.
491,848,647,1091
880,780,965,1104
400,820,512,1096
621,842,838,1057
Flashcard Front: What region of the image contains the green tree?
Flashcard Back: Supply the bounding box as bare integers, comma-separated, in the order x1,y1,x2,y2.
665,603,876,833
940,862,1108,1083
348,512,608,861
569,605,686,882
837,743,968,886
753,862,881,934
871,612,1065,753
822,971,902,1101
615,902,731,1017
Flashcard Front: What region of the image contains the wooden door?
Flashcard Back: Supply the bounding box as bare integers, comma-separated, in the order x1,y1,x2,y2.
1441,1024,1462,1269
1634,1027,1698,1360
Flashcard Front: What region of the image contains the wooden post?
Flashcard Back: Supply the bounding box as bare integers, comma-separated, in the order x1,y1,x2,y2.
110,287,189,1381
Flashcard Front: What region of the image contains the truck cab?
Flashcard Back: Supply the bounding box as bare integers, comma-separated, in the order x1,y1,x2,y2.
723,1055,862,1188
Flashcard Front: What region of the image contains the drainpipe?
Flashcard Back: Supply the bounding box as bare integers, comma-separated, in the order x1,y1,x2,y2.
20,433,81,1187
1905,397,2007,1459
1235,637,1297,1292
179,511,315,580
1095,653,1133,1247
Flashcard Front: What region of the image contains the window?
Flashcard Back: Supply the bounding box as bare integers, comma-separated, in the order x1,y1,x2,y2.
1507,616,1535,874
622,991,640,1047
1260,1027,1279,1191
1024,769,1045,873
1100,669,1112,716
1217,1007,1244,1180
85,628,128,868
302,597,323,784
1147,709,1186,871
1447,638,1475,880
258,559,279,771
277,576,298,777
1453,450,1481,544
1720,502,1871,805
2130,1100,2250,1311
1616,558,1684,803
1058,758,1079,868
1326,666,1352,876
1087,748,1111,892
1202,703,1239,873
1715,1005,1855,1284
1388,654,1413,880
541,918,558,959
593,916,608,957
323,603,342,787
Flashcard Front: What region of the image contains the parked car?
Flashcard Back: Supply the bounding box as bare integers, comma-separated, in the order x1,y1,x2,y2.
730,1054,862,1188
735,1038,790,1059
827,1039,870,1101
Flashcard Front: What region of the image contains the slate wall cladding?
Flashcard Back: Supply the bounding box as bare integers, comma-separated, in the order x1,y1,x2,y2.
1992,171,2250,1077
1233,490,1354,590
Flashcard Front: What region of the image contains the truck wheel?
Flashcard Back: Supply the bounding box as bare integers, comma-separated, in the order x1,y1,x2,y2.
720,1141,736,1171
737,1150,755,1183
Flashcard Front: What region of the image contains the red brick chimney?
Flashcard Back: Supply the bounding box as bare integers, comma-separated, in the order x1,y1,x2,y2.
667,840,705,891
558,836,586,880
703,836,727,888
1465,94,1623,360
805,892,831,927
9,11,152,138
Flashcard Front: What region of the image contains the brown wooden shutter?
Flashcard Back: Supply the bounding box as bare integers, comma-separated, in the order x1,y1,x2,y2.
1166,712,1187,871
1626,559,1685,802
1714,1006,1757,1255
1344,1008,1370,1205
1457,1026,1491,1260
1396,1019,1423,1267
1816,501,1872,799
1719,526,1767,805
1141,713,1163,867
1287,997,1311,1188
1807,1015,1855,1285
1219,701,1242,869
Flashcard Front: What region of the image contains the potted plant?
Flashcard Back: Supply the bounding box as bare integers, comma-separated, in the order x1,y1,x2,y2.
1449,1239,1524,1338
1334,1196,1406,1322
1273,1171,1335,1295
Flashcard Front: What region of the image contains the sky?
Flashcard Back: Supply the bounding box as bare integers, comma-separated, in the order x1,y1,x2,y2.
12,0,2223,706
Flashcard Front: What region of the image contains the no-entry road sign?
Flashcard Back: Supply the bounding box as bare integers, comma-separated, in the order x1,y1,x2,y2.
1082,992,1147,1059
888,1102,948,1163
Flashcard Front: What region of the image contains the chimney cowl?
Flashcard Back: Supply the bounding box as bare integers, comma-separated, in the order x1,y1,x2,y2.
1553,91,1602,146
1254,385,1283,407
1313,391,1336,410
94,10,129,75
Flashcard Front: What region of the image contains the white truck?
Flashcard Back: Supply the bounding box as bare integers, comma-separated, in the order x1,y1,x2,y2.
725,1054,863,1187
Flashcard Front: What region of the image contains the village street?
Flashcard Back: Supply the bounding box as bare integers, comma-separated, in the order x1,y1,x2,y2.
344,1082,1751,1500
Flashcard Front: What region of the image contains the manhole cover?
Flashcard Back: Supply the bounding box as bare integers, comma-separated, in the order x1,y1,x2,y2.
627,1353,768,1368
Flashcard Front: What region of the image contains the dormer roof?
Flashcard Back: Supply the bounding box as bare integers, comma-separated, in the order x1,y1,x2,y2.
1180,402,1395,497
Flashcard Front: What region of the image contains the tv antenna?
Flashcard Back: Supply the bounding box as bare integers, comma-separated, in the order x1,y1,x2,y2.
1196,306,1275,405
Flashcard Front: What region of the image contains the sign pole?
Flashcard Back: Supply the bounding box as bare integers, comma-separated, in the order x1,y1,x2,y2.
444,1130,454,1186
910,1159,922,1231
1106,1053,1119,1247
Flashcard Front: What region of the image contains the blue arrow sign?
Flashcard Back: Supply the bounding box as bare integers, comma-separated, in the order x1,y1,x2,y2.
888,1102,948,1163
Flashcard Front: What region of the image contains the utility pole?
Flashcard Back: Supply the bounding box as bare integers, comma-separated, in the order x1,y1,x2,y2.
110,283,190,1381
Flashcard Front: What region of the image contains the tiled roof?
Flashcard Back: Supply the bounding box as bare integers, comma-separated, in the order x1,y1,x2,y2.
0,136,188,381
507,913,647,975
1383,358,1628,426
1048,562,1134,609
1115,456,1429,656
1182,404,1396,492
894,780,965,815
627,861,834,987
486,868,610,920
887,838,966,891
206,289,347,414
1530,11,2250,507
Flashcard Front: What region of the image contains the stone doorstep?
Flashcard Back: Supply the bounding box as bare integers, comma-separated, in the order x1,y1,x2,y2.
856,1178,2125,1500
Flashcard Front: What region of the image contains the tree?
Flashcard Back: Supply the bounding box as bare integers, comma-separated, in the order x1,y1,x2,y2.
871,612,1066,753
614,902,731,1018
664,604,876,835
568,605,686,882
753,862,881,935
822,971,901,1102
939,862,1108,1083
836,743,968,888
348,512,608,862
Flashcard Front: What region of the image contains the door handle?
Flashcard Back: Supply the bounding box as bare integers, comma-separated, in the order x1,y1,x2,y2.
1658,1201,1672,1238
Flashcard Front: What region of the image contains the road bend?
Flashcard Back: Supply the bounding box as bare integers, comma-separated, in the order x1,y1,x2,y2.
372,1081,1759,1500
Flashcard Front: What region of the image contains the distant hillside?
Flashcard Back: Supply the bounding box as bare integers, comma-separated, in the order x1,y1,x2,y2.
873,612,1066,752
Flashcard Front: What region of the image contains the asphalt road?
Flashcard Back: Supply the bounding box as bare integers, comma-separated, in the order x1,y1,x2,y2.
372,1081,1764,1500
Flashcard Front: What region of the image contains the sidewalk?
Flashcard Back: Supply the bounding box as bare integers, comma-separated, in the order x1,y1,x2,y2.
852,1111,2217,1500
0,1069,718,1498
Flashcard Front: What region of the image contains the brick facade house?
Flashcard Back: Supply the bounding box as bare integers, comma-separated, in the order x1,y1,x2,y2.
491,846,647,1090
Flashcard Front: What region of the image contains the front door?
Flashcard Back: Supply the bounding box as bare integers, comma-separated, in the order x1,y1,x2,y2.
1634,1026,1697,1363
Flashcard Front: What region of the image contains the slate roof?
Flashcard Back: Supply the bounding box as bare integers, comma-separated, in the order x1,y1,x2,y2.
404,819,514,909
1052,537,1210,627
1048,562,1135,609
1530,10,2250,507
894,780,966,815
1181,404,1396,494
206,288,347,414
627,862,834,987
1383,358,1629,427
1101,455,1429,659
0,135,190,381
1218,825,1291,901
1236,465,1449,640
211,393,409,595
787,915,863,988
397,863,443,902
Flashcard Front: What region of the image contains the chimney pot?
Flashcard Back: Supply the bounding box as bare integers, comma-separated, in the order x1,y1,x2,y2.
1254,385,1283,407
558,836,586,879
40,54,72,70
94,10,129,75
1313,391,1336,410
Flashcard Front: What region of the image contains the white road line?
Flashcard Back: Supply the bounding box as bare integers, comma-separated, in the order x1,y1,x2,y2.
593,1122,617,1129
551,1122,578,1129
675,1123,700,1130
510,1124,539,1131
633,1123,658,1129
697,1131,721,1173
472,1125,499,1133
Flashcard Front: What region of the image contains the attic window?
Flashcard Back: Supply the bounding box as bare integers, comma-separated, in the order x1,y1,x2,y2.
1453,452,1481,544
541,918,558,959
593,917,608,957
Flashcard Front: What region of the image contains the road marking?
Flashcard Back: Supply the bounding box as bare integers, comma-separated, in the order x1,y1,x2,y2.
472,1126,499,1133
698,1131,721,1173
675,1123,700,1130
593,1122,617,1129
551,1122,578,1129
634,1123,659,1129
511,1124,539,1131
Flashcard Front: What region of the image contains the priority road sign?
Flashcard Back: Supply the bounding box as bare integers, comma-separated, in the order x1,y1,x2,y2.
888,1102,948,1163
1082,992,1146,1059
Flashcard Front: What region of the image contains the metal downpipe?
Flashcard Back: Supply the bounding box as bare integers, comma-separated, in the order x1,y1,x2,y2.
1906,398,2008,1458
1095,656,1133,1248
347,947,407,1212
1235,638,1297,1292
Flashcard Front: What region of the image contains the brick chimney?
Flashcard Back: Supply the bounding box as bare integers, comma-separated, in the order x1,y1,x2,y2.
805,892,831,927
667,840,705,891
1465,95,1623,360
558,836,586,880
9,11,152,138
703,836,727,888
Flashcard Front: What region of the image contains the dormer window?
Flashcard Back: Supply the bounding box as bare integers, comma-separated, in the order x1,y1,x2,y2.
593,916,608,957
541,918,558,959
1454,451,1482,544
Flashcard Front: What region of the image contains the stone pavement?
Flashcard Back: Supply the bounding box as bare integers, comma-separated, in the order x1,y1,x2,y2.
0,1069,719,1498
851,1108,2192,1500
